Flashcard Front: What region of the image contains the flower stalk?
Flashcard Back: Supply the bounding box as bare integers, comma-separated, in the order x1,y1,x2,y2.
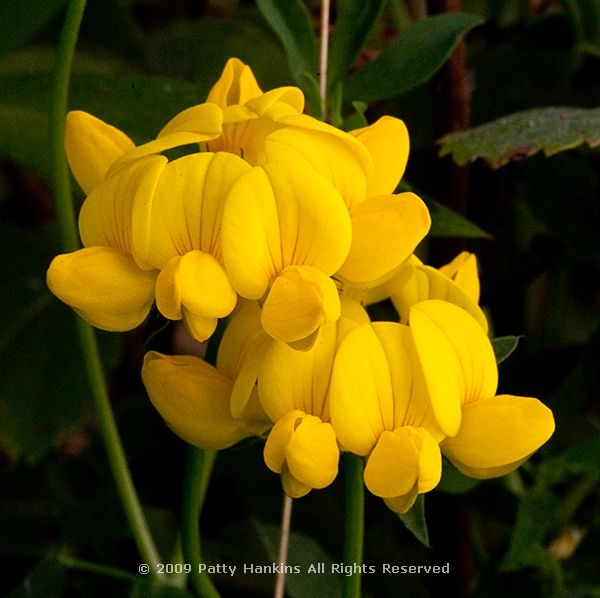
50,0,163,579
274,495,293,598
342,453,364,598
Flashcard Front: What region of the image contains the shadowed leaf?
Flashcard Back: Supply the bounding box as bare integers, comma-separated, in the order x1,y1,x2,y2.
345,13,482,101
439,106,600,168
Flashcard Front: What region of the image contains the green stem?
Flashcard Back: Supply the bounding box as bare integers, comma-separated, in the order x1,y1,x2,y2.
50,0,163,579
58,554,139,583
342,453,364,598
181,447,220,597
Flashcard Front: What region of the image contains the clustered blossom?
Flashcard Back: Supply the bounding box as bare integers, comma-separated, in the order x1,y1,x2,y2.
47,58,555,512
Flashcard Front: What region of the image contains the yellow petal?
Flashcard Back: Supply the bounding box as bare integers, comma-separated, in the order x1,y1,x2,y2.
216,301,272,418
155,251,236,340
244,87,305,116
261,266,340,344
142,352,266,449
177,251,236,318
79,155,166,262
259,320,339,422
409,300,498,436
442,394,555,478
134,152,251,269
286,415,338,489
337,193,431,286
263,411,338,490
181,309,218,343
364,430,419,498
364,427,441,498
264,114,372,209
392,262,488,333
384,489,418,514
221,166,280,298
108,104,223,172
47,246,156,331
438,251,481,304
329,324,391,455
65,111,135,194
264,410,300,473
281,465,312,498
206,57,263,106
351,116,409,197
222,162,351,299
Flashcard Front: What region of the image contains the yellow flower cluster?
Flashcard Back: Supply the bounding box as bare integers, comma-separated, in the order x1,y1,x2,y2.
47,59,554,512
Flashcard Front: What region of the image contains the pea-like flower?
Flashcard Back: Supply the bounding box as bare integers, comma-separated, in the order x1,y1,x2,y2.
409,300,555,477
220,160,352,346
329,321,444,513
48,149,249,340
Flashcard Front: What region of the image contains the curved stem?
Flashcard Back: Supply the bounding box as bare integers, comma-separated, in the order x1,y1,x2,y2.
50,0,163,579
342,453,364,598
181,447,220,597
274,495,293,598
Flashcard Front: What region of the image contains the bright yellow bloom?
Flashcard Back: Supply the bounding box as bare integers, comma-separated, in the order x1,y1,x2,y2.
391,252,488,332
260,298,370,497
409,300,555,477
335,117,431,287
221,160,352,346
329,321,444,513
48,147,249,339
142,351,269,450
47,156,161,331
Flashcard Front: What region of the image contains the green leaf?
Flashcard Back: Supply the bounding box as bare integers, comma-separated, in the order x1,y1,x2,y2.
438,106,600,169
255,0,321,116
345,13,482,101
397,494,430,547
501,485,559,572
426,197,492,239
399,181,492,239
0,71,204,178
149,15,291,92
327,0,386,89
491,336,522,365
0,0,67,57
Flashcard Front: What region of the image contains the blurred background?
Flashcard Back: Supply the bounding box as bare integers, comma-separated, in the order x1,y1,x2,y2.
0,1,598,596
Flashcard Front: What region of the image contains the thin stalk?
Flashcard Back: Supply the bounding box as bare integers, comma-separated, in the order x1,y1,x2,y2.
58,555,139,583
274,495,293,598
50,0,163,579
319,0,331,115
342,453,364,598
181,447,220,597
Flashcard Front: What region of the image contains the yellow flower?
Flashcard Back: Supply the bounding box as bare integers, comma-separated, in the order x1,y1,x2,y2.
142,351,269,450
47,156,161,331
391,252,488,332
334,117,431,288
409,300,555,477
48,148,249,339
260,298,370,497
221,160,352,346
329,321,443,513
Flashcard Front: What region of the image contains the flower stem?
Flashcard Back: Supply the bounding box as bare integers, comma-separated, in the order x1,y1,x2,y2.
319,0,331,114
274,495,293,598
50,0,163,579
181,447,220,597
342,453,364,598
